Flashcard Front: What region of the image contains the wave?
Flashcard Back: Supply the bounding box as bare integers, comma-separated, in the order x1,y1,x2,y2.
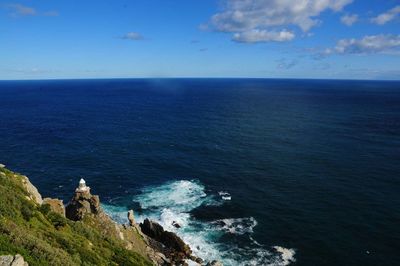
102,179,295,266
218,191,232,201
211,217,257,235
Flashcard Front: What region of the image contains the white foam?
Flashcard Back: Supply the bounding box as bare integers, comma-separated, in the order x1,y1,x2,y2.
218,191,232,201
135,180,207,212
103,180,296,266
273,246,296,266
212,217,257,235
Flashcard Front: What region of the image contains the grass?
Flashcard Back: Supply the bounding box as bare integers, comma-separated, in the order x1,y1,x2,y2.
0,166,152,266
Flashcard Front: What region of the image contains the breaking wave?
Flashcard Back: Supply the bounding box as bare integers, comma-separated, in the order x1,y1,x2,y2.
103,179,295,266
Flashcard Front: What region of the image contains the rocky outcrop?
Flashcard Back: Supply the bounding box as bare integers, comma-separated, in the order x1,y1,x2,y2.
14,172,206,266
65,189,100,221
63,181,173,265
127,209,135,226
0,254,28,266
140,218,198,265
43,198,65,217
21,175,42,205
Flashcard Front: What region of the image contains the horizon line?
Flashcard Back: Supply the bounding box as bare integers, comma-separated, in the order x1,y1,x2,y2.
1,76,400,82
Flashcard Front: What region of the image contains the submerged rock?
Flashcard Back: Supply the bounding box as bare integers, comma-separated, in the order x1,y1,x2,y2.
172,221,181,228
206,260,223,266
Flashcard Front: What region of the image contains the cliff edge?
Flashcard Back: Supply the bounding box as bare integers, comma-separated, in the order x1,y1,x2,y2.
0,165,213,266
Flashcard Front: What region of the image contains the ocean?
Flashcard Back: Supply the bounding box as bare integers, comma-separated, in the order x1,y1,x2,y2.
0,78,399,265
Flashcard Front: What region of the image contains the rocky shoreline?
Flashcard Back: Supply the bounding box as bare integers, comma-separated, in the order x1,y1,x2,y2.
0,165,222,266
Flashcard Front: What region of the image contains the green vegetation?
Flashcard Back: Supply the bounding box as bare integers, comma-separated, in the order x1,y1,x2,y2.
0,167,152,266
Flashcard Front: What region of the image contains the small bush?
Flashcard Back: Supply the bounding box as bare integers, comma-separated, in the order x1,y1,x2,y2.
39,204,51,215
47,212,67,229
20,205,33,221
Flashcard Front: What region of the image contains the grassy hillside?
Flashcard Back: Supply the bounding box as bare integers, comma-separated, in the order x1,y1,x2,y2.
0,166,152,266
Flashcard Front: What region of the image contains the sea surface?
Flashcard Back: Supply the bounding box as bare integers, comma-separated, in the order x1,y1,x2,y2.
0,79,399,266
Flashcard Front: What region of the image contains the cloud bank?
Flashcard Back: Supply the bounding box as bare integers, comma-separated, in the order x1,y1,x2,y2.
326,34,400,55
206,0,353,43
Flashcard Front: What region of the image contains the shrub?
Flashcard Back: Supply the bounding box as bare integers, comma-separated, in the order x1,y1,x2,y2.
20,204,33,221
39,204,51,215
47,212,67,229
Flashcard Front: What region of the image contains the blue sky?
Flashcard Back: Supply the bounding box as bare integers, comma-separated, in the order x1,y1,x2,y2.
1,0,400,80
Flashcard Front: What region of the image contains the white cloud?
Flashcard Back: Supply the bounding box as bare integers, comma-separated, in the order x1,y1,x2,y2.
6,3,36,16
120,32,144,40
371,5,400,25
276,58,299,69
326,34,400,55
233,29,295,43
205,0,353,43
340,14,358,26
5,3,59,17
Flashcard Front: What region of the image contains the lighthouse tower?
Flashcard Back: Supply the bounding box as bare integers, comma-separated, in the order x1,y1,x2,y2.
76,178,90,193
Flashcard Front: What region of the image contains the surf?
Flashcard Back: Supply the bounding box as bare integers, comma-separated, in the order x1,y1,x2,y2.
103,179,295,265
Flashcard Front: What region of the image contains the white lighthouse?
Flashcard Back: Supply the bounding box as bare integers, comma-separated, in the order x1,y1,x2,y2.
76,178,90,193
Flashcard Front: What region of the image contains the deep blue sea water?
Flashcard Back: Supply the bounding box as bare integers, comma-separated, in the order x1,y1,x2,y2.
0,79,399,265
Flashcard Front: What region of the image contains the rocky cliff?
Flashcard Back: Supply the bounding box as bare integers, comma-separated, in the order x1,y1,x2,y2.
0,165,216,266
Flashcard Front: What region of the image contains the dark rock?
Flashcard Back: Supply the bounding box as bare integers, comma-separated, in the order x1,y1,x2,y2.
140,219,192,257
194,256,203,264
206,260,223,266
140,218,165,240
172,221,181,228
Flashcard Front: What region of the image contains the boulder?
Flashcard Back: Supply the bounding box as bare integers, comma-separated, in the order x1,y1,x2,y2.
10,254,28,266
140,219,191,256
43,198,65,217
172,221,181,228
0,255,14,265
193,256,203,264
0,254,28,266
140,219,165,240
21,175,42,205
206,260,223,266
127,210,135,226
